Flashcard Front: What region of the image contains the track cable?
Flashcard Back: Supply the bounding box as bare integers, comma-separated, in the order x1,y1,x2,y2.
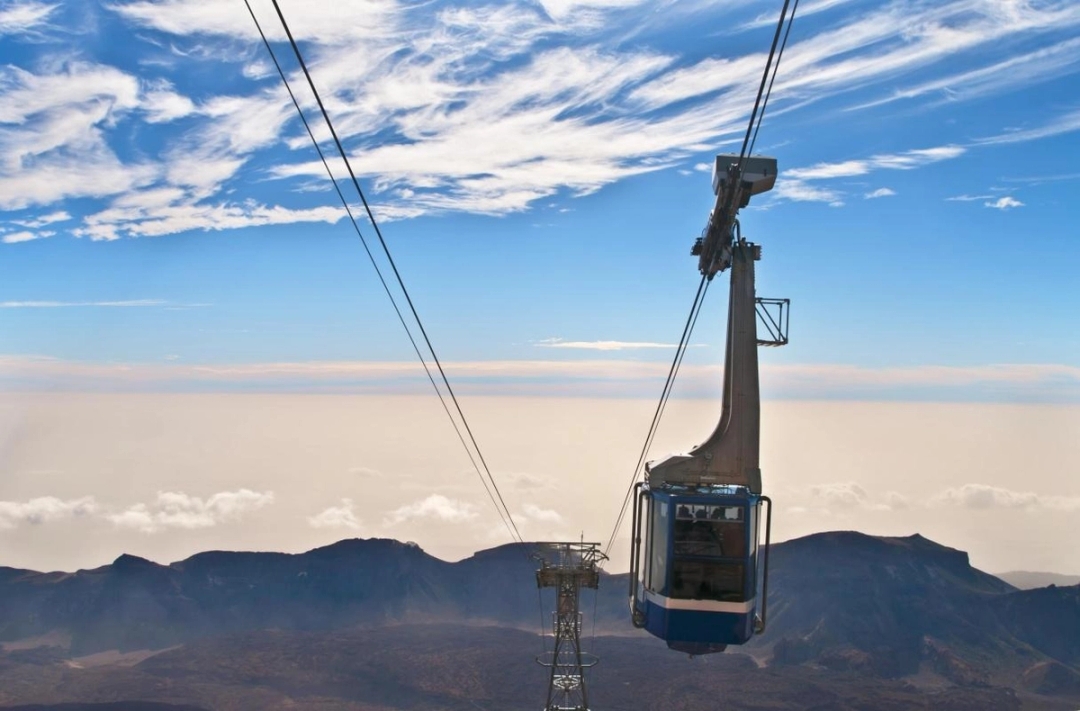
243,0,524,547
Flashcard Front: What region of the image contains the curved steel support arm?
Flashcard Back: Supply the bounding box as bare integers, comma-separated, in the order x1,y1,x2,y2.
647,242,762,493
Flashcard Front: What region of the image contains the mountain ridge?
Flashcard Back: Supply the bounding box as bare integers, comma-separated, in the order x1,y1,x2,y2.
1,530,1077,704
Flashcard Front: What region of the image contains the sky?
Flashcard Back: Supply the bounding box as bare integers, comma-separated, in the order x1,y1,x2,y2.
0,0,1078,574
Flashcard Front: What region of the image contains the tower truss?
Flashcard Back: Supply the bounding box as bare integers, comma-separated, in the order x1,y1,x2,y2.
535,542,606,711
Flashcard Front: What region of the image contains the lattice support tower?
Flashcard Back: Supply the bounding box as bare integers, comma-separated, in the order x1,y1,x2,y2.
535,542,606,711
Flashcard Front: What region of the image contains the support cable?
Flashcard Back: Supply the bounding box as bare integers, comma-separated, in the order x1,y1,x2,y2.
748,0,801,159
244,0,522,546
734,0,794,171
603,274,709,556
267,0,524,546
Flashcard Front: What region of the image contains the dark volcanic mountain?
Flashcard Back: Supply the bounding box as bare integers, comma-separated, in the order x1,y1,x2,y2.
2,705,207,711
1,532,1078,710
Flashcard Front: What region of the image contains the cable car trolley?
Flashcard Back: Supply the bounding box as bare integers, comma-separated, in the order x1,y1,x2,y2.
629,154,788,655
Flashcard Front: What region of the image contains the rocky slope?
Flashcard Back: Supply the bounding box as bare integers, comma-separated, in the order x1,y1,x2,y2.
1,531,1078,709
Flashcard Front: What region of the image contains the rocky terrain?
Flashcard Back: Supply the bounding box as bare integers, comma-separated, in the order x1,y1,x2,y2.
1,532,1078,710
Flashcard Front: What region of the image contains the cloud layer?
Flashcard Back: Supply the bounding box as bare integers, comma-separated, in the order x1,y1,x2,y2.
2,355,1079,402
794,482,1078,515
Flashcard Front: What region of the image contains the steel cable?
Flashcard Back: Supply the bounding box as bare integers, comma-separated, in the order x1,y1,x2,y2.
243,0,523,546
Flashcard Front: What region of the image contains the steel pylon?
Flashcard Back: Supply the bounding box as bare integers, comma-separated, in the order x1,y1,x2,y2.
535,542,606,711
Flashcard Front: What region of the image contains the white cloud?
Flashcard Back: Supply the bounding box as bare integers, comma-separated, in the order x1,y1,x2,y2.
977,107,1080,146
0,1,57,36
535,338,690,351
307,498,361,530
864,187,896,199
771,179,844,207
741,0,857,30
385,494,477,525
11,210,70,228
637,1,1080,120
76,201,345,240
2,230,49,244
141,83,197,123
854,37,1080,111
110,0,401,44
932,484,1080,512
787,146,964,181
0,495,97,529
521,503,563,523
787,159,870,180
0,299,164,308
537,0,645,22
1002,172,1080,185
0,63,159,211
809,482,870,509
807,482,906,512
985,196,1024,210
946,194,994,202
107,489,274,533
0,0,1072,231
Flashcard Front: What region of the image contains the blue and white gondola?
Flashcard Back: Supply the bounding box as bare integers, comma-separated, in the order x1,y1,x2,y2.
629,483,771,655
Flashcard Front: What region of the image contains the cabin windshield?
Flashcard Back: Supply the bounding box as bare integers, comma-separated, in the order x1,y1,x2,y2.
672,504,746,557
670,503,747,602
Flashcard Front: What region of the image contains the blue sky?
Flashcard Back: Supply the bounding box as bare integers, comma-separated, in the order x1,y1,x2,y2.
1,0,1079,401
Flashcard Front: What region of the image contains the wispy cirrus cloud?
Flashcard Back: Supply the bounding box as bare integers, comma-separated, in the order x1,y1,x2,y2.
0,299,166,308
741,0,858,31
976,106,1080,146
786,145,965,180
1001,172,1080,185
946,194,994,202
535,337,694,351
772,146,964,206
0,1,57,36
4,0,1074,240
852,37,1080,111
771,179,845,207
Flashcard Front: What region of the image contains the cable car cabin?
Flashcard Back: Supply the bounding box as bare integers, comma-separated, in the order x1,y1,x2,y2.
629,484,771,655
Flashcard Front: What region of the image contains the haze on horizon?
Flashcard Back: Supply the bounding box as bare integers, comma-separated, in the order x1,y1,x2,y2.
1,393,1078,577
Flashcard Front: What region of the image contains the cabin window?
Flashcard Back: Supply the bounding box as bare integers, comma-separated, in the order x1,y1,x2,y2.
672,504,747,558
670,560,745,601
647,500,669,594
669,503,747,602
